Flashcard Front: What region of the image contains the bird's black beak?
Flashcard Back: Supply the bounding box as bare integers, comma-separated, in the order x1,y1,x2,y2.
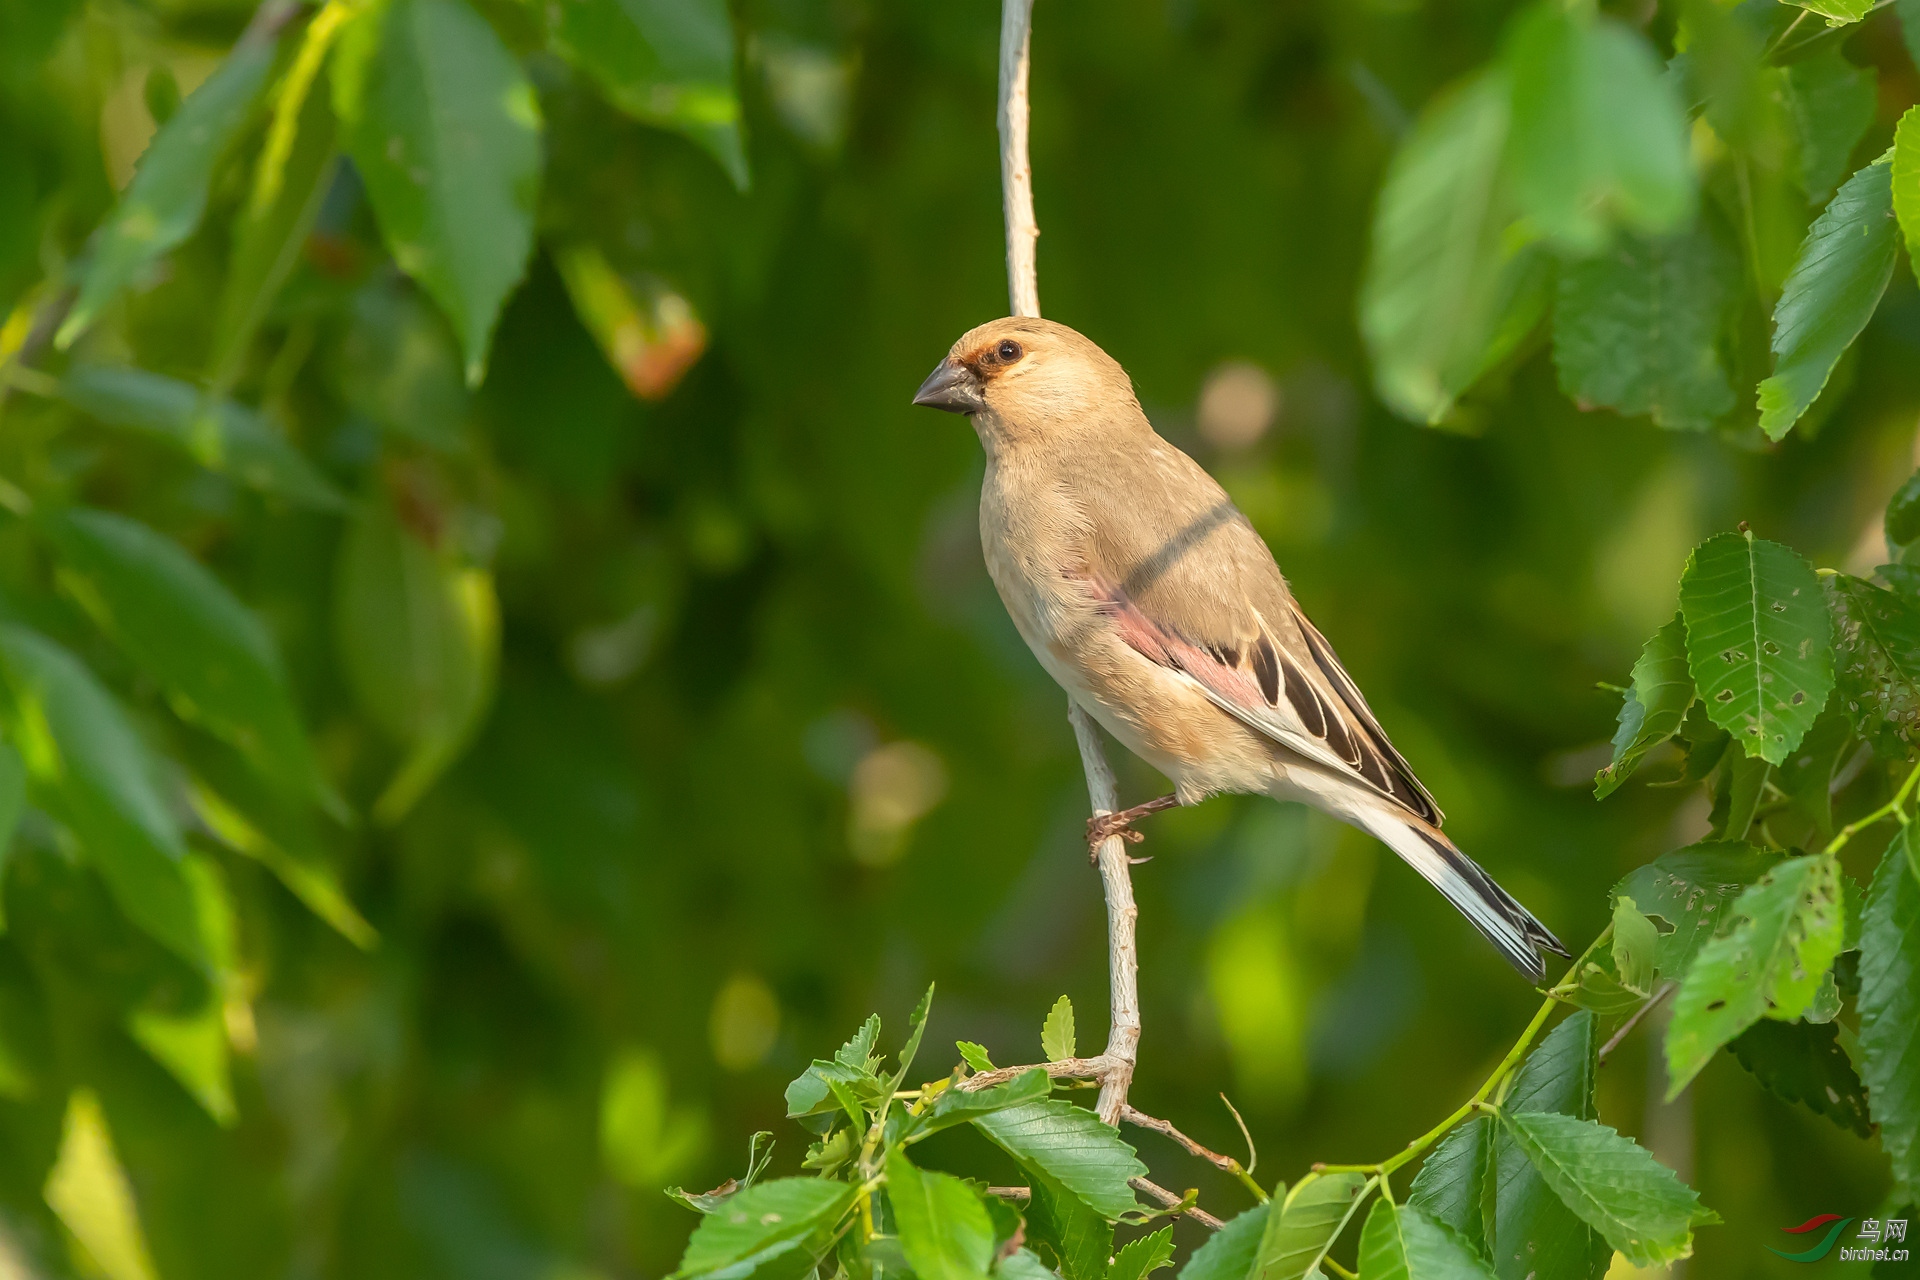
912,358,986,414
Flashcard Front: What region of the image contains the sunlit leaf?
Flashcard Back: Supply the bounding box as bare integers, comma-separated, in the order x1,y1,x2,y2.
541,0,747,188
1253,1171,1367,1280
1613,841,1776,978
1678,531,1834,764
1667,853,1846,1096
43,1090,162,1280
59,366,346,510
1783,0,1874,27
888,1149,996,1280
1499,1110,1716,1268
333,0,542,384
1612,896,1660,994
959,1041,997,1073
1757,159,1896,440
0,624,205,967
1727,1018,1871,1138
1107,1225,1174,1280
1041,995,1076,1063
1858,827,1920,1189
971,1099,1145,1221
57,35,278,348
185,778,375,949
1360,70,1548,425
673,1177,852,1279
1827,573,1920,760
1357,1199,1496,1280
1552,227,1737,432
1503,1,1693,253
1595,615,1695,797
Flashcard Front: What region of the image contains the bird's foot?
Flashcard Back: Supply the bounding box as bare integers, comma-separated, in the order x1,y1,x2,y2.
1084,795,1180,863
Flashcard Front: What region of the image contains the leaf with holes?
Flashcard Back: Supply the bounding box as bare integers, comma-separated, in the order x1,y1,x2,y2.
1827,573,1920,760
1678,531,1833,764
1728,1018,1872,1138
1596,615,1696,797
1614,841,1776,979
1667,853,1846,1097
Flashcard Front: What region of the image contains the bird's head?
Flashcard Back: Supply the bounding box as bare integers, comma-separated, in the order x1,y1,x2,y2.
911,317,1139,447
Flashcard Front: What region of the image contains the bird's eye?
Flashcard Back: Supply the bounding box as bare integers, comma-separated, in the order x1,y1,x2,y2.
996,339,1023,363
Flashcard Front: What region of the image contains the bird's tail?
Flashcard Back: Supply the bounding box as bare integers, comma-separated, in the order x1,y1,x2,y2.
1349,804,1569,983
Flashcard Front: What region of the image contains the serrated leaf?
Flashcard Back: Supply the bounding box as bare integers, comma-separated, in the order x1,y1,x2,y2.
1499,1110,1715,1267
1784,48,1877,204
1785,0,1875,27
959,1042,996,1073
897,986,935,1083
0,624,206,968
1041,996,1076,1063
1489,1012,1610,1280
996,1249,1060,1280
1757,159,1897,440
1727,1018,1872,1138
333,490,499,823
1553,228,1737,433
1176,1202,1267,1280
59,366,346,510
333,0,541,384
57,35,279,348
1777,707,1851,841
1596,615,1696,797
1106,1225,1174,1280
47,508,334,812
1503,2,1693,254
1562,949,1651,1019
1357,1199,1496,1280
1025,1178,1110,1280
541,0,747,188
889,1150,996,1280
837,1014,882,1071
784,1058,869,1121
1827,573,1920,760
972,1100,1145,1222
1667,853,1846,1096
1678,531,1834,764
910,1070,1051,1141
674,1177,853,1279
1613,896,1660,994
1360,70,1549,424
1614,841,1776,978
1254,1171,1367,1280
1408,1116,1492,1259
1859,826,1920,1188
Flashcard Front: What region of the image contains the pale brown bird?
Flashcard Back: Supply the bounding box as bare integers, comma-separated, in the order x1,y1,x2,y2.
913,317,1567,981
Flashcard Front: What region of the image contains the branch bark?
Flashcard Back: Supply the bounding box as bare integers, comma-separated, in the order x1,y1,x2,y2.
997,0,1141,1130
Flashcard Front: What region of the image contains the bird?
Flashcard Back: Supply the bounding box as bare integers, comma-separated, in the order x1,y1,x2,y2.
912,316,1568,982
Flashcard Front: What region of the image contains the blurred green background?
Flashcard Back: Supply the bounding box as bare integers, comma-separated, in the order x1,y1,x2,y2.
0,0,1916,1276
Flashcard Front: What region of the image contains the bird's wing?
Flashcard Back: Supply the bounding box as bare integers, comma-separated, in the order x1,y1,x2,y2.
1077,457,1442,824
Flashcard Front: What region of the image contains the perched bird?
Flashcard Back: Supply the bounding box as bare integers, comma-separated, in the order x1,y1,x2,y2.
913,317,1568,981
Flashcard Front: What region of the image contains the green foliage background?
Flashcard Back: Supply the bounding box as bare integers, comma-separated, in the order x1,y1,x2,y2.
1,0,1919,1276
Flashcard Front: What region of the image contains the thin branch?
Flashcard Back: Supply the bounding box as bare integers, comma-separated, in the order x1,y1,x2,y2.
1129,1178,1225,1231
1121,1105,1267,1202
955,1056,1115,1093
998,0,1040,320
988,1186,1032,1202
1598,981,1675,1065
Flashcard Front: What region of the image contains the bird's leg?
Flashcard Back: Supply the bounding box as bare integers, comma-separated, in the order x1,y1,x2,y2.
1086,794,1180,861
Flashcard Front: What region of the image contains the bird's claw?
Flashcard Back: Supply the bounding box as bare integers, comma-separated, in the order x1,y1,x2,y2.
1085,814,1146,862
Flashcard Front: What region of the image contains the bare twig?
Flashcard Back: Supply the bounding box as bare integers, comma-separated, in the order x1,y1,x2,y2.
1120,1107,1239,1174
1598,981,1676,1065
1129,1178,1225,1231
988,1186,1032,1202
955,1055,1115,1093
998,0,1040,320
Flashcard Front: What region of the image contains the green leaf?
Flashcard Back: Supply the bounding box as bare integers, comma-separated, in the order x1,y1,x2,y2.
47,508,333,812
0,624,205,967
1784,0,1875,26
126,856,236,1125
1503,2,1693,253
1595,615,1696,797
1613,896,1660,994
0,739,26,929
1488,1012,1610,1280
1900,0,1920,77
186,778,376,950
1106,1225,1174,1280
997,1250,1061,1280
888,1150,996,1280
1678,531,1834,764
1757,159,1897,440
1025,1178,1110,1280
1614,841,1776,978
1408,1117,1492,1259
1667,853,1847,1097
333,0,542,384
1552,227,1737,432
895,985,935,1085
973,1100,1144,1222
1859,827,1920,1189
783,1057,868,1121
1887,466,1920,555
837,1014,882,1072
1727,1018,1872,1138
1784,49,1876,204
1827,573,1920,760
1499,1110,1716,1268
1712,748,1770,843
674,1177,853,1279
1175,1203,1267,1280
910,1070,1052,1141
1562,951,1651,1019
959,1042,997,1073
540,0,747,188
59,366,346,510
1359,70,1549,424
1041,995,1076,1063
209,66,339,391
1776,706,1851,841
333,491,499,824
1254,1172,1367,1280
57,35,279,348
1357,1199,1496,1280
